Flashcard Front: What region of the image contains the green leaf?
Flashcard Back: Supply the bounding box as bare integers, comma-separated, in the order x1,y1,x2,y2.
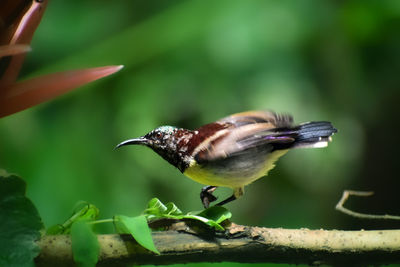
71,221,100,267
165,202,183,216
114,215,160,254
197,206,232,224
0,172,44,267
143,198,231,231
72,201,100,222
47,202,99,235
144,198,168,218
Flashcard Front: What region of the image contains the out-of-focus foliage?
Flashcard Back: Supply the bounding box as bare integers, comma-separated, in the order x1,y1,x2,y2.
0,173,43,267
0,1,399,266
0,0,123,118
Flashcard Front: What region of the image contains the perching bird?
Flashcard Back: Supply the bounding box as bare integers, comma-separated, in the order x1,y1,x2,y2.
116,110,337,208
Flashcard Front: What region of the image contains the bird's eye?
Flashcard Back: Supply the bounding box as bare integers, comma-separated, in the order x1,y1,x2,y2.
156,132,163,139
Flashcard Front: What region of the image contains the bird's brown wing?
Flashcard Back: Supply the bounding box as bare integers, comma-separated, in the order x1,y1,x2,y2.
217,110,293,128
194,121,295,163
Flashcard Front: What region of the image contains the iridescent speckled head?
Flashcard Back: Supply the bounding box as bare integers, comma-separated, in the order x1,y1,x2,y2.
116,125,192,171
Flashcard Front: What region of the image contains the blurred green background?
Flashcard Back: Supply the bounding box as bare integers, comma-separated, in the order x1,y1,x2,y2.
1,0,400,266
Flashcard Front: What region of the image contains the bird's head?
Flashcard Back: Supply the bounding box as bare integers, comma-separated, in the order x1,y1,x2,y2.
116,126,177,149
116,126,189,171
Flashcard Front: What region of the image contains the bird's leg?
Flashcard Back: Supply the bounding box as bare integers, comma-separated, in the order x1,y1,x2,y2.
215,194,236,206
216,187,244,206
200,185,218,208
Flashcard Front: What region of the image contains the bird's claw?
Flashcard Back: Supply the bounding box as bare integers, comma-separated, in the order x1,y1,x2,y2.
200,186,218,209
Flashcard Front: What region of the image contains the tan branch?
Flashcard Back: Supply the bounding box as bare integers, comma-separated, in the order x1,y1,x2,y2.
35,223,400,266
336,190,400,220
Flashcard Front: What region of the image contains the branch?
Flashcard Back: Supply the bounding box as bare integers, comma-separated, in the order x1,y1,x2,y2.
35,223,400,266
336,190,400,220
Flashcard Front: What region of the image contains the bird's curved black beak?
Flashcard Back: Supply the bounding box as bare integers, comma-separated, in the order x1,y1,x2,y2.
115,137,149,149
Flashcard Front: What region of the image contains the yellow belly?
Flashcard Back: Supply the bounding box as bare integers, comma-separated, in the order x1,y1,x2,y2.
183,149,288,188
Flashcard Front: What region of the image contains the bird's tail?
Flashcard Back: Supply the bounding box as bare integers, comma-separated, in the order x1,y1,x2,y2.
291,121,337,149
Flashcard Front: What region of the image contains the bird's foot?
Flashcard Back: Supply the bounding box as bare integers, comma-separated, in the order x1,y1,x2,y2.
200,186,218,209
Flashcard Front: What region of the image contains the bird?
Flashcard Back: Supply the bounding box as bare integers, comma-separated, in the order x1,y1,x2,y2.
116,110,337,208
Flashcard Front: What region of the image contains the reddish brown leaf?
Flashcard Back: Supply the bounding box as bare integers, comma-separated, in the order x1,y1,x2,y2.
0,0,48,88
0,65,124,118
0,0,31,43
0,44,31,58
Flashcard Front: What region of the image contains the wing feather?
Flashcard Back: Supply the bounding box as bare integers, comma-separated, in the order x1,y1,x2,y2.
194,122,295,162
217,110,293,128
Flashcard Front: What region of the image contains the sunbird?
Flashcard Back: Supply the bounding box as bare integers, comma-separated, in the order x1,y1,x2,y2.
117,110,337,208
